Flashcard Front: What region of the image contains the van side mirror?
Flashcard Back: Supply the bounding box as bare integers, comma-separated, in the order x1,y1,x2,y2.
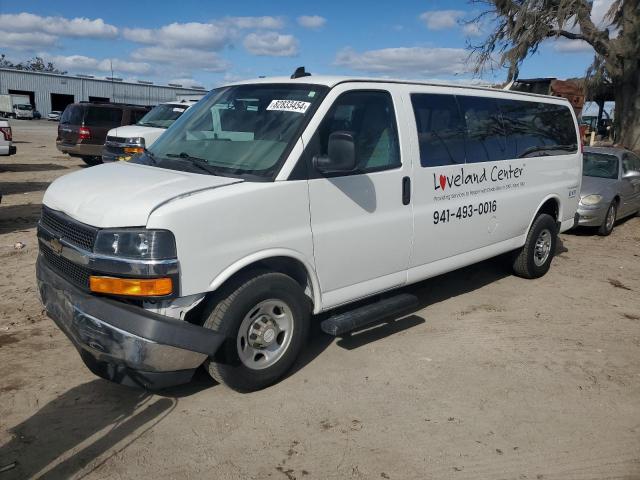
313,131,356,174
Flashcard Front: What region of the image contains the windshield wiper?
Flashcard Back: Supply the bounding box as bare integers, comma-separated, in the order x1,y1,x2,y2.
164,152,224,176
139,122,165,128
518,144,577,158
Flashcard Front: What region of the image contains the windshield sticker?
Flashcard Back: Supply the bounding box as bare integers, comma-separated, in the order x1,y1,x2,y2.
267,100,311,114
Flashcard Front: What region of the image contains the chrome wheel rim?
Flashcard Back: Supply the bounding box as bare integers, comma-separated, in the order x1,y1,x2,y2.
237,299,294,370
533,229,552,267
605,204,616,231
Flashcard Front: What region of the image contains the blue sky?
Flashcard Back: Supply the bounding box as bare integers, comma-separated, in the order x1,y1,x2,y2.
0,0,608,89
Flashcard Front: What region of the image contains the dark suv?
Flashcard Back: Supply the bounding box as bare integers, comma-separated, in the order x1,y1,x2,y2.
56,102,150,166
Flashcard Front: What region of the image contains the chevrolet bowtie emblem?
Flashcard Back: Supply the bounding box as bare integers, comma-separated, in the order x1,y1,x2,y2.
50,237,63,255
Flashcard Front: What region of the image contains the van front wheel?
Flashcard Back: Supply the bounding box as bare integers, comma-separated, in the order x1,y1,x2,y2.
512,213,557,279
203,272,310,392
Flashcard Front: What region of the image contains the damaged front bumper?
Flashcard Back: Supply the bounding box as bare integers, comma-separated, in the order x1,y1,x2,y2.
36,257,223,389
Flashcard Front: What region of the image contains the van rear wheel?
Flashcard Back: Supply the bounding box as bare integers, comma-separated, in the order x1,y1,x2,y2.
203,271,310,392
512,213,557,279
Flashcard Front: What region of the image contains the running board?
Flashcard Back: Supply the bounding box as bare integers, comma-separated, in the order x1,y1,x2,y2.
320,293,419,336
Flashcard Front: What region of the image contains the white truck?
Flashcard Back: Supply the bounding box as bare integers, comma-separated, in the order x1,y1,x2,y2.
0,119,16,156
36,73,582,392
0,94,33,118
102,100,197,162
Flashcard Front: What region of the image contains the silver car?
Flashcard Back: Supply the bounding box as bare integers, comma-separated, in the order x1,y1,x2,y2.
577,146,640,235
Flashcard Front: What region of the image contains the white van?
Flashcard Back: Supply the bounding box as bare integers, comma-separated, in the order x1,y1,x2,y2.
36,74,581,391
102,100,197,162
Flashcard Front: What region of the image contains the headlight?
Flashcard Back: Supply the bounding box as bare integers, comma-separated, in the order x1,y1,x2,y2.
125,137,144,146
94,229,176,259
580,194,603,206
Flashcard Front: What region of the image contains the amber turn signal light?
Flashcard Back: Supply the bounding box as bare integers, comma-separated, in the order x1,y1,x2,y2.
123,146,144,154
89,276,173,296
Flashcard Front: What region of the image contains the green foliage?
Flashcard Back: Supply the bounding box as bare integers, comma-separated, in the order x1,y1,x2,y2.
0,54,67,75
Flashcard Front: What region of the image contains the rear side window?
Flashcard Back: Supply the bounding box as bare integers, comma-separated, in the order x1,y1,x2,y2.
60,105,84,125
314,90,400,174
411,94,466,167
85,107,123,126
410,93,577,167
499,100,577,158
457,96,508,162
622,152,640,173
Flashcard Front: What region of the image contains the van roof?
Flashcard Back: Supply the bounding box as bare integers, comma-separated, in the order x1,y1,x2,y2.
226,75,570,103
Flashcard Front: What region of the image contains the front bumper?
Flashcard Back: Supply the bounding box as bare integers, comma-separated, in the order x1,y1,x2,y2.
576,204,608,227
36,257,224,389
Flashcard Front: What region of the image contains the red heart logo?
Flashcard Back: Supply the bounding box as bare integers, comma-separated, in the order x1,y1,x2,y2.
439,175,447,191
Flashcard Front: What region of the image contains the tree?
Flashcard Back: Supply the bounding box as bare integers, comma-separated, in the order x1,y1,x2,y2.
469,0,640,151
0,54,67,75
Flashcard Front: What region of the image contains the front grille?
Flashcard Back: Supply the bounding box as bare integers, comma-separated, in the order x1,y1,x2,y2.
41,207,97,251
106,136,127,144
41,243,91,289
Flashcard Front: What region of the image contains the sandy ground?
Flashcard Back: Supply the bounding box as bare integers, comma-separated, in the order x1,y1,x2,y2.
0,119,639,480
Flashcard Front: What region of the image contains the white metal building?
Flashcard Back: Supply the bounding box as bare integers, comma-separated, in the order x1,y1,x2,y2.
0,68,207,116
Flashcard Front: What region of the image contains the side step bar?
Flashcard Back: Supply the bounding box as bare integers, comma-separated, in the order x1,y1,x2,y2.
320,293,419,336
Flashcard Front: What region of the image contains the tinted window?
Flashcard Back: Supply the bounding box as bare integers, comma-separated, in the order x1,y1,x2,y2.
85,107,122,126
622,152,640,173
130,109,148,124
583,152,618,179
411,94,466,167
499,100,577,158
458,96,508,162
60,105,84,125
314,90,400,174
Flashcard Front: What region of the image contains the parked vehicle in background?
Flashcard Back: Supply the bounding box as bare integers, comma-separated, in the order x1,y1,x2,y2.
56,102,150,166
0,95,12,118
0,119,16,156
577,146,640,235
48,111,61,121
14,104,34,119
37,74,581,392
33,110,42,119
102,100,197,162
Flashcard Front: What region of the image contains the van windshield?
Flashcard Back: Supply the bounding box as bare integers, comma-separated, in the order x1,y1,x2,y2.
138,103,189,128
16,104,32,110
147,84,327,179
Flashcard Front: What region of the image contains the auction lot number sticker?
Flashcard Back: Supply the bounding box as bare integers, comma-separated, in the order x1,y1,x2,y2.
267,100,311,113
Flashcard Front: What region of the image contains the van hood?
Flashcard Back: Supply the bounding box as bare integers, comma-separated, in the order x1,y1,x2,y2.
43,162,243,227
107,125,166,146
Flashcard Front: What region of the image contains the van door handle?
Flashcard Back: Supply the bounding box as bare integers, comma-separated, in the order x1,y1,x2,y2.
402,176,411,205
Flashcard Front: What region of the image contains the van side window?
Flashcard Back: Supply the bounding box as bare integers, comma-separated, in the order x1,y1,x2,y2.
316,90,400,174
411,94,466,167
623,152,640,173
499,100,577,158
457,96,508,162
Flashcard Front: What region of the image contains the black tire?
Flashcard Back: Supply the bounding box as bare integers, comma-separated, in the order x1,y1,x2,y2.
512,213,557,279
81,156,102,166
203,271,310,392
597,201,617,236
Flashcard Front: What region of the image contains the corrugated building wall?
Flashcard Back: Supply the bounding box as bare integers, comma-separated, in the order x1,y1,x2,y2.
0,68,206,116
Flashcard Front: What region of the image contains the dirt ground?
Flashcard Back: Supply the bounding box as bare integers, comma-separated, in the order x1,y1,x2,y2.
1,119,639,480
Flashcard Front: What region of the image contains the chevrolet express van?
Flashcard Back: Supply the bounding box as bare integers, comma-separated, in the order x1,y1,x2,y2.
37,74,581,391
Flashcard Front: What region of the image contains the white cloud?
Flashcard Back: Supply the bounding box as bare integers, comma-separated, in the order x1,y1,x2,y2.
334,47,470,77
130,46,229,71
419,10,465,31
462,21,484,37
553,38,593,53
123,22,230,50
224,16,284,30
168,77,205,88
243,32,299,57
47,54,152,74
0,31,58,50
0,13,118,38
297,15,327,29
